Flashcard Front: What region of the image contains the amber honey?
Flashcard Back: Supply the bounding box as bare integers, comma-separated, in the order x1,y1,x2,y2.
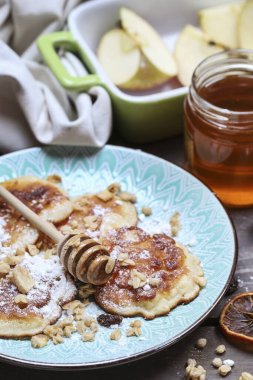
184,50,253,207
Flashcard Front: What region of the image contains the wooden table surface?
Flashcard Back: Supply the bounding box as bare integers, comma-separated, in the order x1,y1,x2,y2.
0,135,252,379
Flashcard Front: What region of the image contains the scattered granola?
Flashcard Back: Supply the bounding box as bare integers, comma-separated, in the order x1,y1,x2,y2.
218,364,232,377
212,357,223,368
5,255,24,266
27,244,39,256
119,191,137,203
78,284,96,299
14,294,28,308
46,174,62,183
185,359,206,380
126,320,142,337
82,331,95,342
128,269,147,289
10,265,35,294
169,211,181,237
107,183,121,194
215,344,226,355
96,189,114,202
195,338,207,349
110,329,121,341
239,373,253,380
141,206,152,216
31,334,49,348
0,262,10,277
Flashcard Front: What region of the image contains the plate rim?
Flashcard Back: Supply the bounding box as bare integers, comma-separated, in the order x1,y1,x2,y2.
0,145,238,370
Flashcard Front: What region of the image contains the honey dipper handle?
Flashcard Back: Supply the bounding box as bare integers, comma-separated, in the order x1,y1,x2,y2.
0,185,63,243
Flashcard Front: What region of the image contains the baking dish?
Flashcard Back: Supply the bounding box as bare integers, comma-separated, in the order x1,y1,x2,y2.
37,0,234,143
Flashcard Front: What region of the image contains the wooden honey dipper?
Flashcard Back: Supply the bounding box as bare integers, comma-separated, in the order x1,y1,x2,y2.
0,185,115,285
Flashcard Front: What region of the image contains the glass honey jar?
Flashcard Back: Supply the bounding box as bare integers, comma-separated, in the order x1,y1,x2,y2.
184,50,253,207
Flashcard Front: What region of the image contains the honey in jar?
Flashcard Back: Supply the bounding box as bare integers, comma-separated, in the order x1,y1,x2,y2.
184,50,253,207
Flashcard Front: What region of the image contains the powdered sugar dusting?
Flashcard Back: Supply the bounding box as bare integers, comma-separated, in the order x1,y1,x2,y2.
22,253,76,320
0,216,14,259
140,217,172,236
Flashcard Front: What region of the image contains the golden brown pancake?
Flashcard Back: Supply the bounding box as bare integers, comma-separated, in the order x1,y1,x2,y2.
60,192,138,240
0,176,73,252
95,227,206,320
0,253,76,338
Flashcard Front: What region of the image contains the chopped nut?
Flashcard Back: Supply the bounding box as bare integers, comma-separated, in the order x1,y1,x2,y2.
130,320,142,328
148,277,160,287
78,284,96,299
119,191,137,203
212,357,223,368
96,189,114,202
5,255,24,266
107,183,121,194
63,325,76,337
11,265,35,294
36,241,43,249
218,364,231,376
83,215,99,230
126,321,142,337
58,317,73,328
14,294,28,308
195,338,207,349
121,258,135,267
44,248,55,259
52,334,64,345
61,225,73,235
239,373,253,380
185,362,206,380
126,327,142,337
31,334,49,348
27,244,39,256
118,252,129,261
105,257,116,274
141,206,152,216
215,344,226,354
82,331,95,342
0,262,10,277
128,269,147,289
169,211,181,237
16,247,25,256
62,300,82,311
187,358,197,367
46,174,62,183
43,325,63,338
110,329,121,341
83,316,97,328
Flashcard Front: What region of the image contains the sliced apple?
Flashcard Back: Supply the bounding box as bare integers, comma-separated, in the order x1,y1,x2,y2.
120,7,177,78
97,28,173,90
238,0,253,49
199,3,243,49
175,25,223,87
97,29,141,86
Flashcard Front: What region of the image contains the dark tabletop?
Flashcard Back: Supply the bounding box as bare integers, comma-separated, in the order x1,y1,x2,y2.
0,134,252,379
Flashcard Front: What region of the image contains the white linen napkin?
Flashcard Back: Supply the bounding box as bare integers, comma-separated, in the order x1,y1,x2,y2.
0,0,112,153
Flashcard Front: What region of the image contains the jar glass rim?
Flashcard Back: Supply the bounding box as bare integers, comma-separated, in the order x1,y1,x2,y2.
190,49,253,119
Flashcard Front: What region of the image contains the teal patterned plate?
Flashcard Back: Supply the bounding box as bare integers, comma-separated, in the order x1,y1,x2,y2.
0,146,237,369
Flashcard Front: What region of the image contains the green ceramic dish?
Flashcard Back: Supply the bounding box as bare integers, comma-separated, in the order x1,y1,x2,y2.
0,145,237,369
37,0,235,143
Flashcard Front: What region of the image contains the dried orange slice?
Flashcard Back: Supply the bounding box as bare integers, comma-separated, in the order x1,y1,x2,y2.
220,292,253,351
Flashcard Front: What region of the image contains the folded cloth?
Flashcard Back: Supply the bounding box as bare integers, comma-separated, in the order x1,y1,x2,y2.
0,0,112,152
